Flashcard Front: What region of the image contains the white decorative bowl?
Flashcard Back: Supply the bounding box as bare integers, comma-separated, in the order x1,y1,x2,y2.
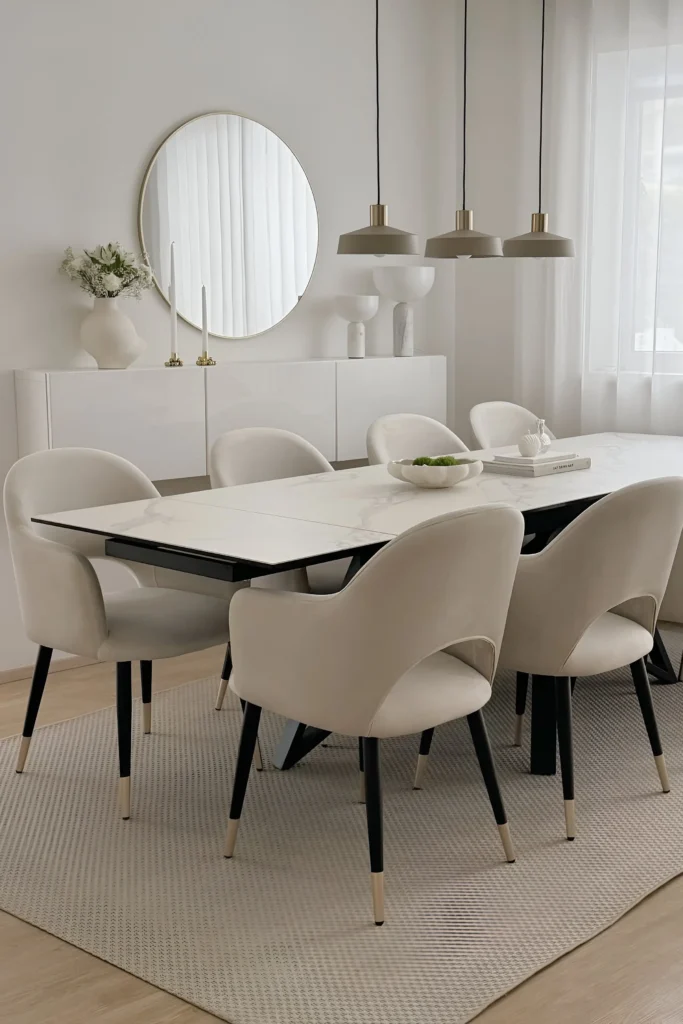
387,458,483,489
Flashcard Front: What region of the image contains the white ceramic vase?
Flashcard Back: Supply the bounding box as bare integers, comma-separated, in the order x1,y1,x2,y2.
80,298,145,369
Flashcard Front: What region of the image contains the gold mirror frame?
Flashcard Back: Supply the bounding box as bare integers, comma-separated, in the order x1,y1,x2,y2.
138,111,319,340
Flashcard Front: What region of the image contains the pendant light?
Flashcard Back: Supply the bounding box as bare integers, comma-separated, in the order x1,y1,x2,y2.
503,0,574,258
425,0,502,259
337,0,419,256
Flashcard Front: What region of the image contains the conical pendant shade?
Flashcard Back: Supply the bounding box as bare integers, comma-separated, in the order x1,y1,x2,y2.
503,213,574,258
425,210,502,259
338,204,419,256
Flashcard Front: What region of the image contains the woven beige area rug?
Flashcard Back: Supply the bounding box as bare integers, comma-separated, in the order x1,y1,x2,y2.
1,642,683,1024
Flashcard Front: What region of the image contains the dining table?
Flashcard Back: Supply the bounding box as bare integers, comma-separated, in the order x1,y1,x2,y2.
33,431,683,776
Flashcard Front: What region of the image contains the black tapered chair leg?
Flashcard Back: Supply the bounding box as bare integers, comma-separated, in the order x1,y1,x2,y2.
239,697,264,771
556,677,575,839
467,710,516,862
224,702,262,857
413,728,435,789
631,658,670,793
363,737,384,925
140,660,152,735
16,645,53,773
358,737,365,803
116,662,133,820
514,673,529,746
215,643,232,710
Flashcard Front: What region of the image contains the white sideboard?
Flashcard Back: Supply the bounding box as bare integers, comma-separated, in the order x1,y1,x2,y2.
15,355,447,480
205,361,337,462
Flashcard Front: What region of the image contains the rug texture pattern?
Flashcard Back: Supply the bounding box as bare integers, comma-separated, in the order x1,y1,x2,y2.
1,644,683,1024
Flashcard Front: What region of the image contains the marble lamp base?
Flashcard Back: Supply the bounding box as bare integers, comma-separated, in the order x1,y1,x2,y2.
373,266,435,357
334,295,379,359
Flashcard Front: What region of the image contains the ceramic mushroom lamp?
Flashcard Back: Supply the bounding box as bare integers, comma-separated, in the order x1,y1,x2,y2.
334,294,380,359
372,265,435,357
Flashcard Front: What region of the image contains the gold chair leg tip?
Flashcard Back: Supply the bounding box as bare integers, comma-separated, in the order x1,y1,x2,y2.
564,798,576,841
513,715,524,746
16,736,31,774
371,872,384,925
224,818,240,858
497,822,516,863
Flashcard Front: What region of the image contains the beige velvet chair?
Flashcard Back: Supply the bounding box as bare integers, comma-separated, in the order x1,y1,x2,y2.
4,448,242,819
223,504,525,924
209,427,349,716
366,413,469,465
469,401,555,449
499,477,683,841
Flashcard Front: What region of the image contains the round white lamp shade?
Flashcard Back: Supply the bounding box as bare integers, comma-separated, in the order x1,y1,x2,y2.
334,294,379,359
373,265,435,357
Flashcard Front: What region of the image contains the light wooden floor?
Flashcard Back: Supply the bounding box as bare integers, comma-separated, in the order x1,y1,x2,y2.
2,652,683,1024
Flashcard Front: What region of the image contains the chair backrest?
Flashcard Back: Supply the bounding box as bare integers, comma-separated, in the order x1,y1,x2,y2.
366,414,469,465
469,401,556,449
501,477,683,674
233,504,525,736
210,427,334,488
4,448,159,654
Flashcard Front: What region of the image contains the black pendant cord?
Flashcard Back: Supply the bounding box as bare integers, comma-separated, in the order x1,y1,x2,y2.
461,0,468,211
375,0,381,206
538,0,546,213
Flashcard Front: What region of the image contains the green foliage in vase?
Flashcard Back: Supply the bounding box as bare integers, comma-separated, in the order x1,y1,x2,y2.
60,242,153,299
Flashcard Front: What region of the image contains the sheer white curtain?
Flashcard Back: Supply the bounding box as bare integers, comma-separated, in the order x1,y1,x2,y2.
515,0,683,437
149,115,318,337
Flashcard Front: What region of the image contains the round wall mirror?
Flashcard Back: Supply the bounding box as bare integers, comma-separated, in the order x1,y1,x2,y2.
139,112,318,339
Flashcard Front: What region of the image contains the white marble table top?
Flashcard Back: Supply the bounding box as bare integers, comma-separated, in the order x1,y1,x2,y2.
174,432,683,537
34,433,683,567
35,499,393,567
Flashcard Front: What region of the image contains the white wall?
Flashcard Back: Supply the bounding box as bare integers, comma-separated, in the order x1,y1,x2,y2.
451,0,539,441
0,0,457,670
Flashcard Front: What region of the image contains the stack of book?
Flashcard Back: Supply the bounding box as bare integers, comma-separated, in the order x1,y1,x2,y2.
482,450,591,477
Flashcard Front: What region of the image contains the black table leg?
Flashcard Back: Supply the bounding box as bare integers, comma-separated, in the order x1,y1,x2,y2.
648,628,677,685
272,719,331,770
529,675,557,775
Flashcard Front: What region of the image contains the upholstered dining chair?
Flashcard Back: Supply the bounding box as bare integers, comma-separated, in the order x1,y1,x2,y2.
210,427,349,712
469,401,555,450
4,447,243,819
222,503,525,925
500,477,683,842
366,413,469,465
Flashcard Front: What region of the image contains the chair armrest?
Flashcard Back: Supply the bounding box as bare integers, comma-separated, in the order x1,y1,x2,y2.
10,529,107,658
229,586,353,730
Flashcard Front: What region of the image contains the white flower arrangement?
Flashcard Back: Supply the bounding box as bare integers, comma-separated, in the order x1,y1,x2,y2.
60,242,153,299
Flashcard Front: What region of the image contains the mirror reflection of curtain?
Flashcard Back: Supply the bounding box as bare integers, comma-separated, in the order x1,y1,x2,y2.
148,114,317,337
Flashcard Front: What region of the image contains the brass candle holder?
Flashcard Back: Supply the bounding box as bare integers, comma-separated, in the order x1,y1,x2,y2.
196,352,216,366
165,353,184,367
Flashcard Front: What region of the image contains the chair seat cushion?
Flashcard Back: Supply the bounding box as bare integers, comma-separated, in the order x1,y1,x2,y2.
367,652,492,738
561,612,653,677
96,587,230,662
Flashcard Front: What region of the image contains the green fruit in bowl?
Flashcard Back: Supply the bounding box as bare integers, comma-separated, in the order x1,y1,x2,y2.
411,455,465,467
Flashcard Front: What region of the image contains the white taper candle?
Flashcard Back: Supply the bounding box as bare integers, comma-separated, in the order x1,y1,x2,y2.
170,242,177,356
201,284,209,356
